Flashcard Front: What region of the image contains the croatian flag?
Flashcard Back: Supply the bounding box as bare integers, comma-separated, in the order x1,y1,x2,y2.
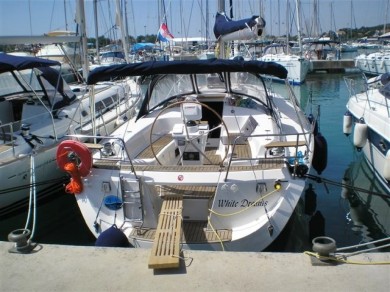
157,23,174,42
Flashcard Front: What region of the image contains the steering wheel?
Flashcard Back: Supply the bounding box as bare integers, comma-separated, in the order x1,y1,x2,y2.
149,100,230,166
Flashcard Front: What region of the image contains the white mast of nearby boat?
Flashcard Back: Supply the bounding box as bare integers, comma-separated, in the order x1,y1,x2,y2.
115,0,130,63
217,0,225,59
93,0,100,65
76,0,89,81
295,0,303,55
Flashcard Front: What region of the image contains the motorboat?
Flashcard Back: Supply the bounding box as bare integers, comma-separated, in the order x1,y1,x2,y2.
343,73,390,194
0,53,141,216
55,58,327,266
355,51,390,76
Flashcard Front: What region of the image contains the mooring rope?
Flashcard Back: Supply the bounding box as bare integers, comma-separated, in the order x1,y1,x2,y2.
0,176,70,195
24,154,37,240
305,173,388,198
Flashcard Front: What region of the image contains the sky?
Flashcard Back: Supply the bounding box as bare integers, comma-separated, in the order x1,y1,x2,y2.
0,0,388,40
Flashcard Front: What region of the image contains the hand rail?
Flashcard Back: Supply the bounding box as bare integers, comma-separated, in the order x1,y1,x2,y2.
224,131,311,182
65,134,138,178
0,122,17,157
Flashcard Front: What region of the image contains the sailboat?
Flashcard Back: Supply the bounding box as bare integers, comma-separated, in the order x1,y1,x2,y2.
0,53,141,217
54,6,327,269
258,0,310,85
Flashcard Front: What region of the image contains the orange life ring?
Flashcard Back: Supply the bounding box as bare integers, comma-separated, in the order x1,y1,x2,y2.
56,140,92,194
56,140,92,177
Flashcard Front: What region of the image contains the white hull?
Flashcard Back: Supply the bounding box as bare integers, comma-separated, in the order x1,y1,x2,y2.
355,52,390,76
345,75,390,193
0,78,140,215
258,54,310,85
361,143,390,194
77,166,306,252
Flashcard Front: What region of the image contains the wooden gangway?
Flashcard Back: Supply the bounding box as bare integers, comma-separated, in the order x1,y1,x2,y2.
148,196,183,269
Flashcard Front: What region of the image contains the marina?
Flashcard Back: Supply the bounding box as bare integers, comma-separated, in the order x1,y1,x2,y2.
1,70,388,253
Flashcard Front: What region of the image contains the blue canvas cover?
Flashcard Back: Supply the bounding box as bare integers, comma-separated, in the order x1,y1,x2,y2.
213,12,264,39
87,58,287,85
0,53,60,74
131,43,156,52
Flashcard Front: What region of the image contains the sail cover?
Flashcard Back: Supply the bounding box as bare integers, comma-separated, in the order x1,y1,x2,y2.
213,12,266,41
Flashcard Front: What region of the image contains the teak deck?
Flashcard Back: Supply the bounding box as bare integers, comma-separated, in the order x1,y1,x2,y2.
148,196,183,269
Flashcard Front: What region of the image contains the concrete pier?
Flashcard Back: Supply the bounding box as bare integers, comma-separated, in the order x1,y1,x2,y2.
1,241,389,291
310,59,356,73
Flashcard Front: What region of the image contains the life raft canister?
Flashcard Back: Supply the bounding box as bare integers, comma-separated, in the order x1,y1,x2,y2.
56,140,92,194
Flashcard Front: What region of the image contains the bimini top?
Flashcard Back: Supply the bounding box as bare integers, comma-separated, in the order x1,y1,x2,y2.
0,53,60,74
87,58,288,85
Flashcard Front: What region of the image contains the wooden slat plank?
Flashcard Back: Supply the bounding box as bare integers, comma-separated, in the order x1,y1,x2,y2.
148,196,183,269
83,142,103,150
137,135,173,159
0,144,12,153
265,140,306,148
131,221,232,243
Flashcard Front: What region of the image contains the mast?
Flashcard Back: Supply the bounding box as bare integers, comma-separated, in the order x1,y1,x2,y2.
76,0,89,80
295,0,303,54
286,0,290,55
384,0,389,34
206,0,210,47
64,0,68,31
93,0,100,64
217,0,225,58
115,0,130,63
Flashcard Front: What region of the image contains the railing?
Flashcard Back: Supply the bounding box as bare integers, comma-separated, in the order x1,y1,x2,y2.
70,129,311,183
66,134,137,176
0,122,17,156
224,132,311,181
344,76,390,118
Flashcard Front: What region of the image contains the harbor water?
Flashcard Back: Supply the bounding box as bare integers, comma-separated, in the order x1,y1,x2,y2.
1,65,389,252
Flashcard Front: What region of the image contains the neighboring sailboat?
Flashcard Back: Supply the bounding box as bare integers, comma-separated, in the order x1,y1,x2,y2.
0,53,141,217
258,0,310,85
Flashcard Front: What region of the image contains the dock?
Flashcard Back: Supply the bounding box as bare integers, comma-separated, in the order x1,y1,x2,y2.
310,59,356,73
1,241,389,291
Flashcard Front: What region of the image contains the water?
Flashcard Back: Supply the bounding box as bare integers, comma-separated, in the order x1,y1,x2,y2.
1,69,389,252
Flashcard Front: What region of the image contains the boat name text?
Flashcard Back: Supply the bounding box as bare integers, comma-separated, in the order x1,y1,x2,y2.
218,199,268,208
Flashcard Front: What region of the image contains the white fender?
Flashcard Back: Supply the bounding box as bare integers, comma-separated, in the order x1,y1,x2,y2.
384,150,390,181
343,112,352,136
353,119,368,150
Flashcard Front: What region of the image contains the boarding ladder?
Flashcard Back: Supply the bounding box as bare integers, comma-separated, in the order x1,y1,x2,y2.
120,177,143,223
